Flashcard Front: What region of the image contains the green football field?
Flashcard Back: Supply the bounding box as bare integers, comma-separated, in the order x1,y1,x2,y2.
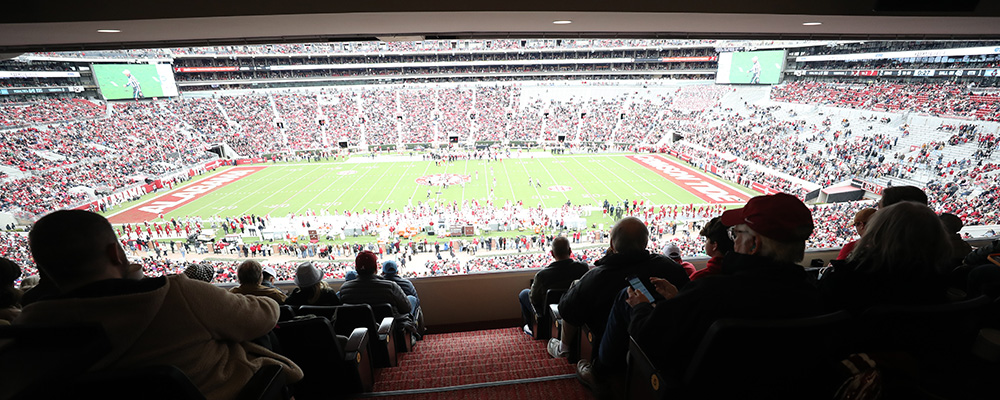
109,153,755,224
92,64,166,100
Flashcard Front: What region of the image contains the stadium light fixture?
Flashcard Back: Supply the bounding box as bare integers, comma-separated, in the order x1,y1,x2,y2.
801,22,822,26
552,20,573,25
97,29,121,33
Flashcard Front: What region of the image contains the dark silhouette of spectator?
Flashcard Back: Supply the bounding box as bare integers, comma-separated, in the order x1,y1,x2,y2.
689,217,733,281
880,185,928,208
517,236,588,337
940,213,973,268
604,193,822,395
836,208,876,261
819,201,952,313
13,210,303,398
0,257,22,323
285,262,341,306
560,217,689,387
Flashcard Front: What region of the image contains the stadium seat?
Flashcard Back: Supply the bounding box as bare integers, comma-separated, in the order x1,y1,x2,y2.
272,316,373,399
854,296,992,397
548,303,562,341
1,324,290,400
626,310,853,399
371,303,414,353
579,323,596,365
278,305,297,322
532,289,565,340
315,304,398,368
0,323,111,400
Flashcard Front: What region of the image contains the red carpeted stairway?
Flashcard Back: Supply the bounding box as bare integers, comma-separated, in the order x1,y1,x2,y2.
364,327,594,399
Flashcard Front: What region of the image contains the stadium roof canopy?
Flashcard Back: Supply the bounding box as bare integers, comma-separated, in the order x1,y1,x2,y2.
2,0,1000,52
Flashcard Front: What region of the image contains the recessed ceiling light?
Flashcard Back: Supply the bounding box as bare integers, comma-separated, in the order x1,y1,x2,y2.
552,20,573,25
97,29,121,33
802,22,822,26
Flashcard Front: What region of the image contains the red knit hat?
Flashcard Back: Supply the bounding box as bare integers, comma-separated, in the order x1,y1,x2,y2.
721,193,813,242
355,250,378,274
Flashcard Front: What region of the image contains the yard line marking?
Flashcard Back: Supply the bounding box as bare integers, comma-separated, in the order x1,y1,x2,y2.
568,156,622,204
537,158,570,202
518,157,545,205
293,165,352,215
408,161,433,202
499,158,518,204
379,161,415,211
236,165,335,216
352,161,395,211
605,156,682,204
554,157,599,206
180,166,286,217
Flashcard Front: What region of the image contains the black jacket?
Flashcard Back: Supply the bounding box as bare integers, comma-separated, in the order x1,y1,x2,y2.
339,274,411,317
559,250,689,338
529,258,589,313
284,287,342,307
629,252,823,378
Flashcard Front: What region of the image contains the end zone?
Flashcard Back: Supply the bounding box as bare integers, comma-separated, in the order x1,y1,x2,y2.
627,154,752,204
108,166,266,223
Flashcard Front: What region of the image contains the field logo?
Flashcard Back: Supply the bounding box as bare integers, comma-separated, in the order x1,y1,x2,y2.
415,174,472,186
127,167,264,217
629,155,749,204
548,185,572,192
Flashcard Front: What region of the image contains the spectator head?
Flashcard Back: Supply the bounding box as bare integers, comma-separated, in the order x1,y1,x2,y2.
29,210,129,292
294,262,322,288
183,263,216,283
721,193,814,264
382,260,399,276
610,217,648,254
0,257,21,287
879,186,928,208
355,250,378,275
236,260,263,286
699,217,734,257
848,201,951,277
663,243,682,261
344,270,358,282
853,208,877,236
262,266,277,282
550,236,572,260
939,213,964,234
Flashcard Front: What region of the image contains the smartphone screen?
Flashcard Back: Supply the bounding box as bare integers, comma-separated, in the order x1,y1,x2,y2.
627,275,657,302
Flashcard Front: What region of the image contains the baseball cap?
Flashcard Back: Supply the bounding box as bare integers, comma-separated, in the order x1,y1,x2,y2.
663,243,681,259
382,260,399,275
261,265,277,279
721,193,814,242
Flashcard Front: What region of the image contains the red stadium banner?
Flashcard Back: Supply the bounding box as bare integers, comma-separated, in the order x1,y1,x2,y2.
174,66,239,73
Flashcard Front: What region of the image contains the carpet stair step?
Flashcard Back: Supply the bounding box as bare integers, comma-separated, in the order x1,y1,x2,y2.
397,354,567,369
374,365,576,391
380,360,574,380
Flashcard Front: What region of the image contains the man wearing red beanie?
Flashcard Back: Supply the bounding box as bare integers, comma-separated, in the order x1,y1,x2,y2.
339,251,412,323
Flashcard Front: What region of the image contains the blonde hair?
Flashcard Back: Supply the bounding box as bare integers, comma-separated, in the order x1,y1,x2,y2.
847,201,951,277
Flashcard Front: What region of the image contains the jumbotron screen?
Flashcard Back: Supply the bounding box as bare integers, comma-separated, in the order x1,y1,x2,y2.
716,50,786,84
92,64,179,100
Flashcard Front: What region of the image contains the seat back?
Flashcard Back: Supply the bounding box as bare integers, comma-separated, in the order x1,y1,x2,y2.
273,316,366,399
328,304,377,336
296,305,338,321
278,305,297,322
333,304,397,367
0,324,111,400
532,289,566,340
682,310,853,398
371,303,412,352
857,296,991,368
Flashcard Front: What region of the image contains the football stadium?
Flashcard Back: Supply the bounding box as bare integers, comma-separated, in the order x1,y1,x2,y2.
3,2,1000,399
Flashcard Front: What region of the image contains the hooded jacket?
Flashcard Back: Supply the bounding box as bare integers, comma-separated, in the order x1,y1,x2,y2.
14,274,303,400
